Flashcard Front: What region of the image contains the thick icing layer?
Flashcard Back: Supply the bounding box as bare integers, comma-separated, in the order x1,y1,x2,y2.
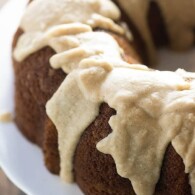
117,0,195,64
47,54,195,195
44,28,128,182
14,0,195,194
14,23,92,62
14,0,125,62
90,68,195,195
46,71,100,182
21,0,121,32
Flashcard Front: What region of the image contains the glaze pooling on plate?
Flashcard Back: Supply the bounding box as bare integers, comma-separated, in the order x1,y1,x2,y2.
0,112,12,122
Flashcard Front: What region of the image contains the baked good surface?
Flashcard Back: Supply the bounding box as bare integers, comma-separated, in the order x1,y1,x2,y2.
12,0,195,194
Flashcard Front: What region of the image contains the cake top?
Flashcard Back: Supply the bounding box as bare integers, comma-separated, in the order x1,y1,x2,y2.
14,0,125,62
14,0,195,195
20,0,121,32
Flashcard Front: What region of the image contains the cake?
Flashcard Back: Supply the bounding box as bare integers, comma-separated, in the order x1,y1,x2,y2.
12,0,195,194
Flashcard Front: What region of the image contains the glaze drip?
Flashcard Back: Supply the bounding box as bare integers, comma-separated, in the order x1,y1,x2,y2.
14,0,125,62
46,71,100,182
20,0,121,32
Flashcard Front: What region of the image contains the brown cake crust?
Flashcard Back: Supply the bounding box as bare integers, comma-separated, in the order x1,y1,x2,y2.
12,1,192,194
13,29,65,174
74,103,191,195
13,28,142,175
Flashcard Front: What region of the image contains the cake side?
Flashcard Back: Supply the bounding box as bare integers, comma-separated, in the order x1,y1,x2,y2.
74,103,191,194
12,27,142,175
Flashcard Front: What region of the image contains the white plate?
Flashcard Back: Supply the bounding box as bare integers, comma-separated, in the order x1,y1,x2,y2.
0,1,195,195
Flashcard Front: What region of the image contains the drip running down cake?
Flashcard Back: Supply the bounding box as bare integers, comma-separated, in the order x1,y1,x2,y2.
12,0,195,194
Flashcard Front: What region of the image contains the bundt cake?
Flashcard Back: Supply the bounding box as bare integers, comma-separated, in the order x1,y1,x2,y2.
12,0,195,194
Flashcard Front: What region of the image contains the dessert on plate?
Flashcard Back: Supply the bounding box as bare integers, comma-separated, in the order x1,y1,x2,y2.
12,0,195,194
